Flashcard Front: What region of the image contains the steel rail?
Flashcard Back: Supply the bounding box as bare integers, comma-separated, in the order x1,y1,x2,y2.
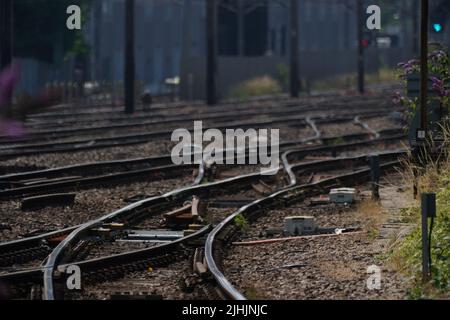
0,109,402,159
204,158,404,300
205,115,406,299
0,130,405,270
0,116,404,297
0,107,397,150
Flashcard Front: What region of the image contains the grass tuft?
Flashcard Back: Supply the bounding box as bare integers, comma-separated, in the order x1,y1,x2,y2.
389,128,450,299
228,76,282,99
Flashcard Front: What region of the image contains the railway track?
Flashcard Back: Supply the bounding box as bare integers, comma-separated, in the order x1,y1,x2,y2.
0,110,403,163
0,132,406,296
2,149,404,302
0,92,402,148
0,156,197,200
22,94,355,127
204,150,406,300
0,93,410,300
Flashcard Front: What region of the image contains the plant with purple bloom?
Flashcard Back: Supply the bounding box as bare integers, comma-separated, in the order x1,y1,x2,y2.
395,48,450,116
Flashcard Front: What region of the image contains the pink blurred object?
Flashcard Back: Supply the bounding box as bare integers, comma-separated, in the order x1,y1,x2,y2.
0,119,26,137
0,63,19,107
0,64,24,137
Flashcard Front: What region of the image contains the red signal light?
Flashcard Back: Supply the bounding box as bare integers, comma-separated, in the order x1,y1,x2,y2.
361,39,370,48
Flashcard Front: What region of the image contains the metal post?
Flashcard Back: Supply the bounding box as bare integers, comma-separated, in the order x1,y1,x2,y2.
420,0,429,131
238,0,245,56
412,0,420,56
356,0,365,94
421,197,430,282
289,0,300,98
370,155,380,200
206,0,218,105
421,193,436,282
0,0,12,70
124,0,135,114
0,0,13,118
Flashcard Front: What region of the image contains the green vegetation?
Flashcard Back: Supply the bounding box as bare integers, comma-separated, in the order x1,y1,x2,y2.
14,0,92,63
234,213,249,231
310,68,398,92
395,47,450,117
245,287,264,300
389,50,449,298
276,63,289,89
390,150,450,299
228,76,282,99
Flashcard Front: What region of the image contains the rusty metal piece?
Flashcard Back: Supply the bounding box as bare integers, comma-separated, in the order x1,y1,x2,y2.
21,193,76,211
231,231,365,246
110,292,163,300
47,235,68,246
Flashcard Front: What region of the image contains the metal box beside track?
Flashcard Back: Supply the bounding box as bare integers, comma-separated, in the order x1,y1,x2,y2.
329,188,357,203
284,216,316,236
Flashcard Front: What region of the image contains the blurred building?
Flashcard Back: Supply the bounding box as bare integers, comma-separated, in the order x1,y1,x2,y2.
12,0,450,98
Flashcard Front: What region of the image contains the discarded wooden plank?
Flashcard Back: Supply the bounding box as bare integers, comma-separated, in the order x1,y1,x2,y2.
21,193,76,211
163,203,192,219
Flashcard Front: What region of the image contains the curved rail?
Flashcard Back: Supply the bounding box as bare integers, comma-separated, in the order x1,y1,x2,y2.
205,115,406,300
0,129,405,273
0,117,406,299
204,154,405,300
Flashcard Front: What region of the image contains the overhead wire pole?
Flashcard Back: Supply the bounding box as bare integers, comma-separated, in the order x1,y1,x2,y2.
0,0,12,70
124,0,135,114
420,0,429,132
413,0,420,57
356,0,365,94
0,0,13,118
289,0,300,98
238,0,244,56
206,0,218,105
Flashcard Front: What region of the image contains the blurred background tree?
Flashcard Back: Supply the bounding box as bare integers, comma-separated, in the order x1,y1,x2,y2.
13,0,92,64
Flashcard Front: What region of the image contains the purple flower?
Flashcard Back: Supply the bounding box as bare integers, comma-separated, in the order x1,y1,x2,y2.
398,59,420,75
429,76,449,97
429,50,446,61
392,91,402,104
407,59,420,65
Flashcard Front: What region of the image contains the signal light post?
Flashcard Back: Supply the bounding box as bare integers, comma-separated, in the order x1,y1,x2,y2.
432,23,443,33
356,0,365,94
289,0,300,98
0,0,13,118
206,0,218,105
124,0,135,114
420,0,429,133
0,0,12,71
